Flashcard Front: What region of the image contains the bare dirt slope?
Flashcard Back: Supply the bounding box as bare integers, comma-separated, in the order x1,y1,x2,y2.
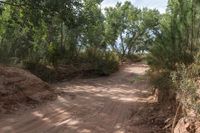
0,63,160,133
0,65,56,114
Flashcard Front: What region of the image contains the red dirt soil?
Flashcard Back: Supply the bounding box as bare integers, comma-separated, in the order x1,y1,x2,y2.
0,63,168,133
0,65,56,113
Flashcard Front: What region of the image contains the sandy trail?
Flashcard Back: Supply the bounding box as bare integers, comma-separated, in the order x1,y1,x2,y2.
0,63,154,133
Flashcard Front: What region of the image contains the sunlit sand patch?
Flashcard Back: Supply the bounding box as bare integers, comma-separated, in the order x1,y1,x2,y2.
32,111,44,118
55,118,79,126
79,129,91,133
114,129,125,133
115,123,122,129
119,97,139,102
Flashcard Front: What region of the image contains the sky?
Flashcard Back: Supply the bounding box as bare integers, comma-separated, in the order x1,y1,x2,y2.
101,0,168,13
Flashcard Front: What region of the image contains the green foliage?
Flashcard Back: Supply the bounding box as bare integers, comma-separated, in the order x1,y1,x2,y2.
171,62,200,113
104,2,160,57
95,52,119,75
85,48,119,75
0,0,160,81
148,70,173,91
24,61,56,82
147,70,177,103
124,54,143,62
171,53,200,113
46,43,61,66
147,0,200,110
148,0,200,71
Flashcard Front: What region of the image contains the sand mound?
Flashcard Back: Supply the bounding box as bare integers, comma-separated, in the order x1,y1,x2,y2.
0,65,56,113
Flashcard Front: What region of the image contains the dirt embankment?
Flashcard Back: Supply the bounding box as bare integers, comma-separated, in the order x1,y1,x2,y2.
0,65,56,114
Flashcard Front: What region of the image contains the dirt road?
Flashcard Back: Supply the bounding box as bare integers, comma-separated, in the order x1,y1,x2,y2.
0,63,157,133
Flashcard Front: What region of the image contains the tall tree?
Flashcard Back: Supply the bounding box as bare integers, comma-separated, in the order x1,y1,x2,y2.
105,2,160,57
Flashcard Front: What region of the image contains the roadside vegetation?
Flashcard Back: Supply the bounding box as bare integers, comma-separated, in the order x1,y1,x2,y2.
0,0,159,82
147,0,200,132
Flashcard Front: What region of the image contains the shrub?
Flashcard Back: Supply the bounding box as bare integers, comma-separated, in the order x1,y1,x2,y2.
23,61,56,82
147,70,176,103
85,48,120,75
125,54,143,62
171,62,200,114
95,52,119,75
149,71,172,90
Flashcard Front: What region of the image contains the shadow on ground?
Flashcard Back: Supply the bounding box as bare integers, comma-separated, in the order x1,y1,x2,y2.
0,63,168,133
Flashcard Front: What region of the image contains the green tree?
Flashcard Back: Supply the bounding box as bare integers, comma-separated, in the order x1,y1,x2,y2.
105,2,160,57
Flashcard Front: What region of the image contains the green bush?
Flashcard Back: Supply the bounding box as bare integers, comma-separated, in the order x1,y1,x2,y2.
95,52,119,75
23,61,56,82
125,54,143,62
85,48,120,75
148,71,173,90
171,62,200,113
147,70,176,103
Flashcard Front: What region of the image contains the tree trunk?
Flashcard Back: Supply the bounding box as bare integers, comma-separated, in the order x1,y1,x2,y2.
60,23,64,48
120,33,125,57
